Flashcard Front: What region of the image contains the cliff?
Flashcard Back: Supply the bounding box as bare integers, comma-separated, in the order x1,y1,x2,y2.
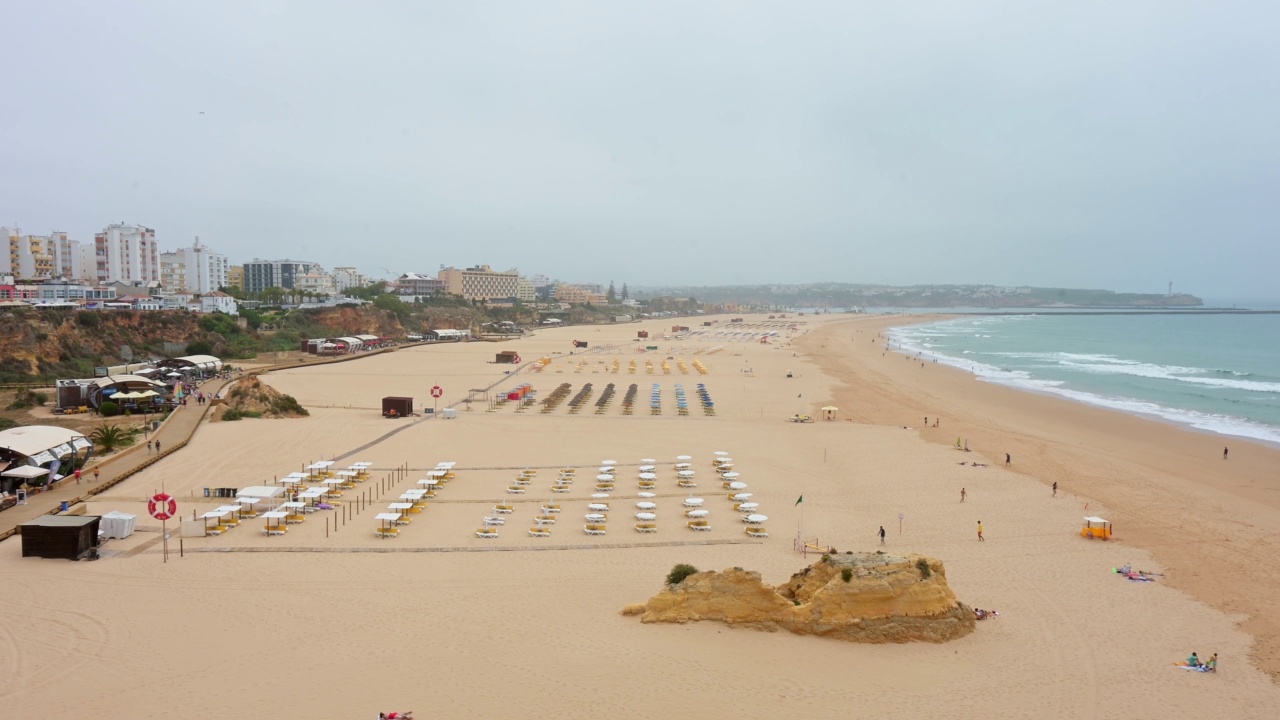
623,553,974,643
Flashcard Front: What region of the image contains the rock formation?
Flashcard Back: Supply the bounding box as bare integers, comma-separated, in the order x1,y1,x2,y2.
622,552,974,643
216,376,309,420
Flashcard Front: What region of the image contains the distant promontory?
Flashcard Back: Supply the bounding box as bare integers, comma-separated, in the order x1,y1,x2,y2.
635,283,1203,309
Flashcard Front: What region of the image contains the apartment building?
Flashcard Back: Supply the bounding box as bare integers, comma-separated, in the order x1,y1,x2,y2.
397,272,444,296
295,272,336,296
227,265,244,291
95,223,160,284
243,258,322,294
554,284,607,305
332,267,368,293
438,265,521,301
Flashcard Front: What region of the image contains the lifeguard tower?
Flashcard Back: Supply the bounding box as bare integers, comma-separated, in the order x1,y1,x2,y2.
1081,516,1112,540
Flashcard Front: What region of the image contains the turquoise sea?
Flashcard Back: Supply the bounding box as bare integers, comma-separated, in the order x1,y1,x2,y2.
884,313,1280,446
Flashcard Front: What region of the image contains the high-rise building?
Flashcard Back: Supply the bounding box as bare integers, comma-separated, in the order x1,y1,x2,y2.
243,258,322,294
227,265,244,291
516,276,536,303
160,251,186,292
438,265,521,301
94,223,159,284
176,238,228,294
47,231,83,281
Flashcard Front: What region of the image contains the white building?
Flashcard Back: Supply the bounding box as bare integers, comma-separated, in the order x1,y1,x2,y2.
199,291,239,315
295,272,336,296
332,267,368,293
397,272,443,297
160,238,228,294
243,258,322,294
95,223,160,284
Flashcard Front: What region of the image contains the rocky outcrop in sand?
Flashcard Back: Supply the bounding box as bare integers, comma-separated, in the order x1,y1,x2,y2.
216,376,309,420
623,553,974,643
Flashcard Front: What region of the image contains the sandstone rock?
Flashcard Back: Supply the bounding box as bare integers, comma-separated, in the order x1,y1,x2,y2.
630,553,974,643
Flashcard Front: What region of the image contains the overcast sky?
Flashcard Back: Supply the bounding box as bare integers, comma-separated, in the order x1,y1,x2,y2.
3,2,1278,297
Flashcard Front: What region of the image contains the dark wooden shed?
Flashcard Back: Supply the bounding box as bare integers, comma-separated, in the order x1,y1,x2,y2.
382,396,413,418
21,515,100,560
495,350,521,364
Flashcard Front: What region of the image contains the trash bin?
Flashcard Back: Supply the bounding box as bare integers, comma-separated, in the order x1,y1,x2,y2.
203,488,210,497
60,501,69,512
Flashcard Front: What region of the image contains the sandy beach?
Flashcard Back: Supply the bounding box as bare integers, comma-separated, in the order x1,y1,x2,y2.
2,313,1278,719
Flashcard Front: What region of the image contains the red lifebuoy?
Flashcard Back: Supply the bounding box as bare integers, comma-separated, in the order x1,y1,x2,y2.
148,492,177,521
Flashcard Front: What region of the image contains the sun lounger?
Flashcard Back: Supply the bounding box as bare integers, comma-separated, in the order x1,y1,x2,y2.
745,526,768,538
687,521,711,531
475,528,499,538
493,504,514,514
533,516,556,525
507,486,526,494
551,485,571,493
583,524,607,535
540,504,561,514
528,527,551,537
376,527,399,538
482,516,505,526
635,522,657,533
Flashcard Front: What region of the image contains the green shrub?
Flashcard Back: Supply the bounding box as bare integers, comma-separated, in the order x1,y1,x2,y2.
841,567,853,583
186,340,214,356
32,391,47,405
99,400,119,417
76,312,99,328
89,423,126,452
916,558,932,578
666,563,699,586
7,396,31,410
0,417,20,431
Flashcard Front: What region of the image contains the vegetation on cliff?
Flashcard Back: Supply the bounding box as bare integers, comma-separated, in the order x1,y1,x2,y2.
217,376,309,421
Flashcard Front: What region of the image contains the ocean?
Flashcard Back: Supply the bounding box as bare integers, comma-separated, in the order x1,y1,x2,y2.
884,313,1280,446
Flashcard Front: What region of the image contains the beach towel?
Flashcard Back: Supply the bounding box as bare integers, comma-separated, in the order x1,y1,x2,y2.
1174,663,1212,673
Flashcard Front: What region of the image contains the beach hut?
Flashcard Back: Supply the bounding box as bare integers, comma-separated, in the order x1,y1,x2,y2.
1082,517,1112,540
495,350,521,364
822,406,838,421
382,396,414,418
21,515,101,560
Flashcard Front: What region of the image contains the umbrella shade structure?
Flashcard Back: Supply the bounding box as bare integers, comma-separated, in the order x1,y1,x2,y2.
639,458,656,464
728,481,748,490
307,461,335,469
587,503,610,512
638,465,656,472
600,460,617,466
677,470,695,477
137,390,160,397
731,493,753,501
635,512,657,521
721,472,740,479
636,502,657,511
584,513,607,523
745,514,768,524
676,455,692,461
683,497,704,507
637,491,656,498
737,502,760,512
591,493,610,499
686,509,709,518
596,474,615,482
638,473,656,480
713,451,729,456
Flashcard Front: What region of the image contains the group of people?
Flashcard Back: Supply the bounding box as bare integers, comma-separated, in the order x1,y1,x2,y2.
1186,652,1218,672
974,608,999,620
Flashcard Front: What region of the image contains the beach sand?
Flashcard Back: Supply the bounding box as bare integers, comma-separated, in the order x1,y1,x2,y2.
2,313,1277,719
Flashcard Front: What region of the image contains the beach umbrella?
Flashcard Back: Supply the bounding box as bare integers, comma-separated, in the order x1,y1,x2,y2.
676,455,692,461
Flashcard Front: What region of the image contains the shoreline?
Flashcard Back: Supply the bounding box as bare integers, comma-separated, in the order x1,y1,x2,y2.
880,315,1280,450
802,315,1280,681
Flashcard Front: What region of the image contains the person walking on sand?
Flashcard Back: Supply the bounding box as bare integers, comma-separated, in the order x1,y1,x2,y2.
977,521,985,541
93,466,100,483
1005,453,1011,466
960,487,967,503
75,468,82,484
1052,481,1058,497
1223,446,1228,460
147,440,153,454
878,526,886,546
154,440,161,453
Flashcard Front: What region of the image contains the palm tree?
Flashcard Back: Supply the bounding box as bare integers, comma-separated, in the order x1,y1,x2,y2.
89,423,126,453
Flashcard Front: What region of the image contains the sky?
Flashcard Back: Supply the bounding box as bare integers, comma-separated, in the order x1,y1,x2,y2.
3,1,1278,298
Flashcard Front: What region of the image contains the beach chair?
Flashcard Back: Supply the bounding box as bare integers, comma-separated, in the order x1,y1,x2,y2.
678,480,696,489
482,516,505,526
687,520,711,531
528,527,551,537
507,485,526,494
475,527,499,538
376,527,399,539
534,515,556,525
551,485,571,493
746,526,768,538
263,525,287,536
540,504,561,514
583,524,607,536
635,522,657,533
493,504,514,514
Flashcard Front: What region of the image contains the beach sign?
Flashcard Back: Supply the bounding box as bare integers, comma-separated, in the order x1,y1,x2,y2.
431,386,444,398
148,493,177,521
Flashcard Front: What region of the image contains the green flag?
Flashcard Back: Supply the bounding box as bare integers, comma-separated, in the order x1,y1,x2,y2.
795,494,803,506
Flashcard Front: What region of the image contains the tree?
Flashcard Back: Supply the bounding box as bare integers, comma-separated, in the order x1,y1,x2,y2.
621,283,629,301
89,423,126,452
606,281,617,304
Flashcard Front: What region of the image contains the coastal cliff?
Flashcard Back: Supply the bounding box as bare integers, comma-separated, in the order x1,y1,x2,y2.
623,553,974,643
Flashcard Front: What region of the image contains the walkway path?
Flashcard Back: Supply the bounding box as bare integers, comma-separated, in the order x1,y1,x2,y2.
0,345,416,541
